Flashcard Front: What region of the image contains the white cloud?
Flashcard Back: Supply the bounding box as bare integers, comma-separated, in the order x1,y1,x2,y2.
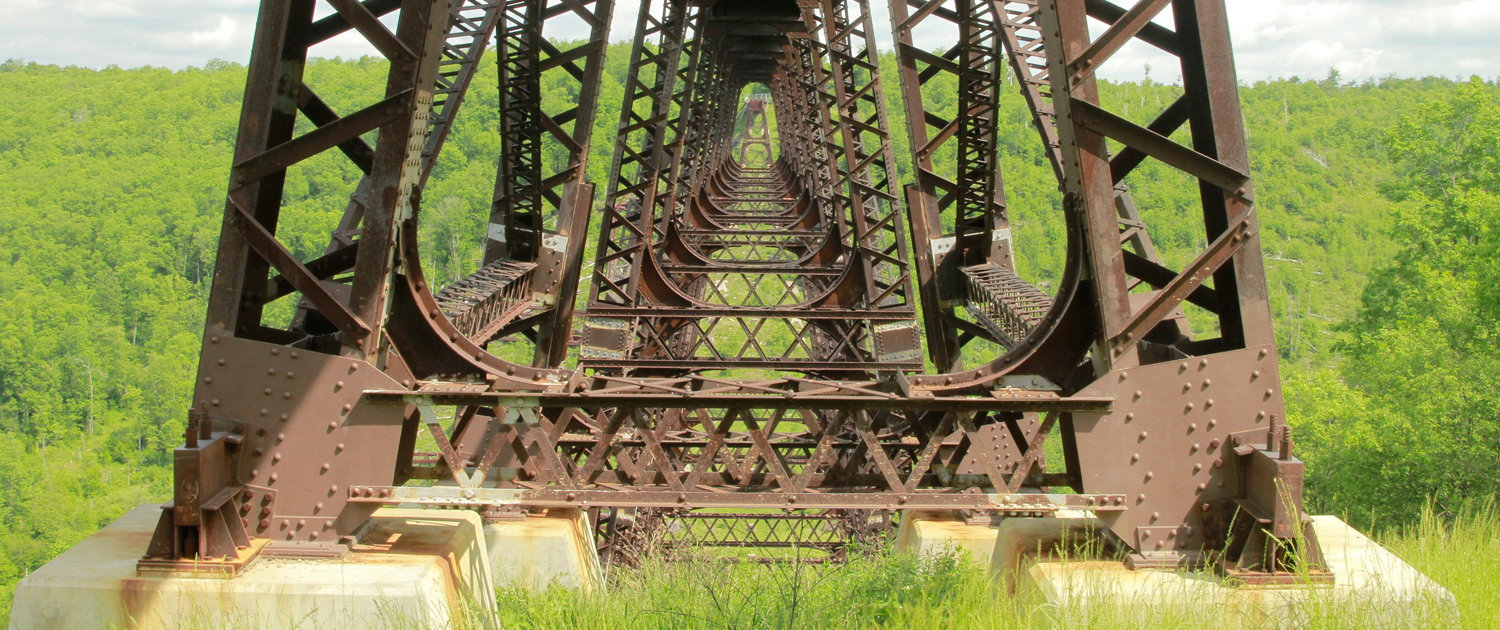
188,15,236,48
0,0,1494,81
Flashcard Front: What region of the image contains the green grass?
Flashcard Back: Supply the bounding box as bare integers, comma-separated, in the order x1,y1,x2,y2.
494,503,1498,629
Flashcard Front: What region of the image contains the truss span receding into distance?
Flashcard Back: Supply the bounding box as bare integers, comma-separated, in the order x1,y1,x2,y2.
136,0,1327,581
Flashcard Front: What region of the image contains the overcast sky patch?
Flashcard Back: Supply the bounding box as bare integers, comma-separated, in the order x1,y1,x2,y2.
1,0,1495,82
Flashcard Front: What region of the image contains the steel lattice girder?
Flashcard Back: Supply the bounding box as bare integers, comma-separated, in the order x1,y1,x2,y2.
142,0,1323,583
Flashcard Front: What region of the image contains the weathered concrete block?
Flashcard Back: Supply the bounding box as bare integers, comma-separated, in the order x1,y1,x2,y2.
9,505,496,630
892,510,1001,565
484,508,602,592
1014,515,1457,628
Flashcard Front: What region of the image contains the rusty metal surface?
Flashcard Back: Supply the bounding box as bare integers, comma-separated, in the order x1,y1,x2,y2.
147,0,1320,582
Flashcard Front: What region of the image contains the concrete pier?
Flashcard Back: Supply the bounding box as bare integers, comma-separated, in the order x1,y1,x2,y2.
1007,515,1458,628
892,510,1003,564
484,508,602,592
9,505,496,630
8,504,603,630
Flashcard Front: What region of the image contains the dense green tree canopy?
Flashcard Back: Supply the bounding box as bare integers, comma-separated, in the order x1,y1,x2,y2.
0,51,1494,615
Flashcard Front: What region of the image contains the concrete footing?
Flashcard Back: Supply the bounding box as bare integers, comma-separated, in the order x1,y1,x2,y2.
897,510,1456,627
980,513,1455,628
484,508,602,592
892,510,1002,564
9,504,603,630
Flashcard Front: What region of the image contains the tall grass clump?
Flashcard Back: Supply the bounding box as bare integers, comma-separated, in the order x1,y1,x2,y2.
1382,498,1500,628
495,548,1042,630
493,510,1497,630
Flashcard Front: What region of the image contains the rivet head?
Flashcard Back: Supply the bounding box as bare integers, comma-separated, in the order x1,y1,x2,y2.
290,351,298,359
1130,453,1140,463
1145,471,1154,480
267,368,276,375
260,408,269,416
269,473,278,482
343,404,352,412
204,377,214,384
271,349,279,356
272,452,281,462
280,413,289,421
286,371,295,379
1139,431,1148,440
328,421,338,429
321,463,330,472
218,359,226,366
283,392,292,399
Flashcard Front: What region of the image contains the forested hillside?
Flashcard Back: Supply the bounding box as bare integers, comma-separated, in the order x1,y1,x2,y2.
0,50,1495,616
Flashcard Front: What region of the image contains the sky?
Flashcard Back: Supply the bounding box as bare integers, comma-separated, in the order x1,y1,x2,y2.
1,0,1496,83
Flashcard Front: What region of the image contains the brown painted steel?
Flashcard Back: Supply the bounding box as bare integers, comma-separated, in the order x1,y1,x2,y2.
145,0,1318,582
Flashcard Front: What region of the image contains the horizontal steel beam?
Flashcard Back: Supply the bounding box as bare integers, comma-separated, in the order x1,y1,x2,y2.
347,485,1129,511
363,390,1114,412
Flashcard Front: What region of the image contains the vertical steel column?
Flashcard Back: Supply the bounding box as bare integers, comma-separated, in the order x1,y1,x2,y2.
204,0,318,342
1037,0,1135,371
345,0,454,362
581,0,694,362
890,0,1016,370
487,0,544,263
1172,0,1269,349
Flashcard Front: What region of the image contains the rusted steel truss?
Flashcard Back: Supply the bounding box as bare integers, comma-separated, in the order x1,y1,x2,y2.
142,0,1323,584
